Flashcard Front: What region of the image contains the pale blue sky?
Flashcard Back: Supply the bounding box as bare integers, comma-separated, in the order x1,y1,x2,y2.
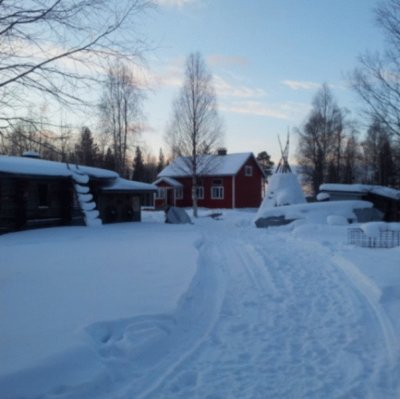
140,0,384,163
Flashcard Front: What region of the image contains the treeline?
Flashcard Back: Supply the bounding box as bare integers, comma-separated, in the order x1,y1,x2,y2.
0,123,166,183
295,84,400,195
296,0,400,195
0,55,169,183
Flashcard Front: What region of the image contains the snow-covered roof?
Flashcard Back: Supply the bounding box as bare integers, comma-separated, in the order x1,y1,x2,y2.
0,155,118,179
320,183,400,201
101,178,157,192
153,177,183,188
158,152,257,177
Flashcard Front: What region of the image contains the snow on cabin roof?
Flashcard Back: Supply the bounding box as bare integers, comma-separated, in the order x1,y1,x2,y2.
0,155,118,179
158,152,256,177
101,178,157,192
153,177,183,188
320,183,400,201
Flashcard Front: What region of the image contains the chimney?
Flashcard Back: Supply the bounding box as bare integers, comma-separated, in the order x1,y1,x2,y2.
217,147,227,156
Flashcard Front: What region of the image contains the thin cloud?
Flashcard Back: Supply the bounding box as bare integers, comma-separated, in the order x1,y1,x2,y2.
155,0,197,7
207,55,249,67
282,80,321,90
150,59,265,99
150,57,185,88
157,73,183,88
220,100,311,120
213,75,265,99
220,101,289,119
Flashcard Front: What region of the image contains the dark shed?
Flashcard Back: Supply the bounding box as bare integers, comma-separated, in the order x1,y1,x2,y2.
319,183,400,222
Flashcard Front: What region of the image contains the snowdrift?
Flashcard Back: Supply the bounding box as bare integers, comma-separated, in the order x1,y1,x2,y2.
255,200,374,228
261,173,306,209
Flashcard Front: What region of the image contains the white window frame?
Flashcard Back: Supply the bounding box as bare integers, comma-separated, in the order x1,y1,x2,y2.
196,186,204,199
156,188,166,199
175,187,183,200
245,165,253,176
211,186,224,199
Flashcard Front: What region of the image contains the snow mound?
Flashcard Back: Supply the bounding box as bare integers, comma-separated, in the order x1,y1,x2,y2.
80,202,96,211
327,215,349,226
317,192,330,201
74,184,89,194
85,216,102,227
84,210,100,219
360,222,400,237
258,173,305,213
72,172,89,185
77,193,93,203
165,207,192,224
256,200,373,227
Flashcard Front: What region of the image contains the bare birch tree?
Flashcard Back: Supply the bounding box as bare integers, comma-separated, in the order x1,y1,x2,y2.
165,52,223,217
351,0,400,137
99,62,143,176
0,0,151,135
296,84,345,194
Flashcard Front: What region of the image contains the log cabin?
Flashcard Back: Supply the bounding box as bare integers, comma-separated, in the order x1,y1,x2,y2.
0,154,157,234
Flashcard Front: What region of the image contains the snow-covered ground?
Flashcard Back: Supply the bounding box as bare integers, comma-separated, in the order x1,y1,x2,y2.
1,209,399,398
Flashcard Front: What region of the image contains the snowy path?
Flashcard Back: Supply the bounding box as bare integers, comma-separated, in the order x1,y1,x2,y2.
136,224,400,399
2,216,399,399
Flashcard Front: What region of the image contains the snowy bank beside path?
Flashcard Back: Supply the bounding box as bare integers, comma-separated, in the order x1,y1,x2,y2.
1,209,400,398
143,217,400,398
0,218,199,398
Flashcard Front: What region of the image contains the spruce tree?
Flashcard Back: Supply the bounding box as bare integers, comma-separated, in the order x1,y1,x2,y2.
256,151,274,180
132,146,145,181
75,127,98,166
103,147,116,171
157,148,165,174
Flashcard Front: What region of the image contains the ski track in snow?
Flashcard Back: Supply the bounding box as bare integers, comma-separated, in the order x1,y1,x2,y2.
135,226,399,399
37,221,399,399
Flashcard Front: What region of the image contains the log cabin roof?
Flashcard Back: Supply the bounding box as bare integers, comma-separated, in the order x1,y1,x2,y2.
0,155,118,179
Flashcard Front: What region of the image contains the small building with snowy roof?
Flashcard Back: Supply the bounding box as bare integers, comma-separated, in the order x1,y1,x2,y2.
154,151,265,209
0,155,157,234
319,183,400,221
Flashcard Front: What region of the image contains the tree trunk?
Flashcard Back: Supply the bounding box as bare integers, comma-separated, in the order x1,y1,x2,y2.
192,175,198,218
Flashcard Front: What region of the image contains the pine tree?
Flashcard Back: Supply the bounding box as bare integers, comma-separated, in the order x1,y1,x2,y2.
132,146,145,181
103,147,116,171
256,151,274,180
377,134,395,186
342,133,360,184
362,118,395,185
157,148,165,174
75,127,99,166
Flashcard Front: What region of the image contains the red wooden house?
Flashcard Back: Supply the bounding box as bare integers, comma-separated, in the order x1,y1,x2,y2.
154,152,265,209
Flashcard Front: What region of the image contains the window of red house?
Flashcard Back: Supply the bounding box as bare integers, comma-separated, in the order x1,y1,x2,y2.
245,165,253,176
156,188,166,199
196,186,204,199
175,188,183,199
211,186,224,199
